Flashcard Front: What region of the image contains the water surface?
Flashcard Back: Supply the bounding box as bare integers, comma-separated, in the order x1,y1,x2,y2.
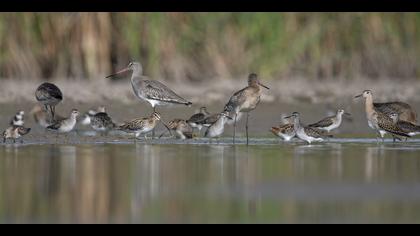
2,140,420,223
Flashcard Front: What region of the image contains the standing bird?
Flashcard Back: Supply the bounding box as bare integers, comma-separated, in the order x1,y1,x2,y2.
10,111,25,126
35,82,63,121
117,112,170,141
355,91,410,142
223,73,269,145
47,109,80,134
308,109,351,133
285,112,331,144
106,62,192,138
90,107,116,136
355,90,417,124
3,126,31,144
187,107,211,134
204,111,233,140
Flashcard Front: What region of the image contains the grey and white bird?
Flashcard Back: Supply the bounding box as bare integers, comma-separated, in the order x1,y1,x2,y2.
10,111,25,126
187,107,211,132
309,109,350,133
90,107,116,135
285,112,332,144
80,106,105,126
205,111,233,139
47,109,80,133
35,82,63,121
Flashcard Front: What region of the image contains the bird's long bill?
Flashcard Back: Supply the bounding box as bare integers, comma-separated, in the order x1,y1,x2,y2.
354,94,363,98
344,112,352,116
105,67,130,78
284,115,293,119
258,82,270,89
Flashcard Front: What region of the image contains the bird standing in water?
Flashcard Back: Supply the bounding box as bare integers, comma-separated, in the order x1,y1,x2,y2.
224,73,269,145
106,62,192,138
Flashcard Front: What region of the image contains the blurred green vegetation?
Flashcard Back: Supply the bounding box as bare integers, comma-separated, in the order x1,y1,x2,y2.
0,13,420,81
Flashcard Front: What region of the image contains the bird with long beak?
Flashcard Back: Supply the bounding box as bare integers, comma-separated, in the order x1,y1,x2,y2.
355,90,411,142
223,73,269,145
355,90,417,124
106,61,192,139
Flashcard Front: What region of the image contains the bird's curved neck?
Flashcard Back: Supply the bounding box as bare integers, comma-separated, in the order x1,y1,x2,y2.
365,96,375,117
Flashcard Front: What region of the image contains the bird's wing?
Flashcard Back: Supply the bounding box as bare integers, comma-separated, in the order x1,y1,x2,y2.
47,122,61,130
224,87,248,113
309,116,334,128
187,113,206,123
201,114,219,125
119,118,146,131
376,113,410,137
305,127,332,138
141,80,191,105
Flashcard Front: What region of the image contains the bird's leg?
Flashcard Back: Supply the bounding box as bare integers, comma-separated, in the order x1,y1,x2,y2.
233,113,237,144
52,106,56,121
13,139,16,144
152,106,156,139
246,112,250,146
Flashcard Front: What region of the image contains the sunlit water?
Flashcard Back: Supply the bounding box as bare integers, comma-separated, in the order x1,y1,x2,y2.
2,139,420,223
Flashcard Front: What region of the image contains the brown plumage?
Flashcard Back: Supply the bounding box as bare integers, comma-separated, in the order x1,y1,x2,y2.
224,73,269,144
3,126,31,143
270,123,296,142
167,119,194,139
117,112,164,140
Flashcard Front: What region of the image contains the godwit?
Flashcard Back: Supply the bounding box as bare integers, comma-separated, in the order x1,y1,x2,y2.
355,91,410,142
285,112,332,144
187,107,210,132
355,90,417,124
80,106,105,126
204,111,233,140
106,61,192,138
35,82,63,121
2,126,31,144
90,107,116,135
308,109,351,133
117,112,170,141
165,119,194,139
10,111,25,126
223,73,269,145
30,104,64,128
47,109,80,134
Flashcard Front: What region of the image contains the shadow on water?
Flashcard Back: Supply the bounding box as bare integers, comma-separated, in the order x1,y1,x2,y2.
2,142,420,223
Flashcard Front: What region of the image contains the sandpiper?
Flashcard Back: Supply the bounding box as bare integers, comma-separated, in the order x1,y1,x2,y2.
90,107,116,135
47,109,80,134
30,104,64,128
166,119,194,139
309,109,350,133
270,116,296,142
117,112,170,141
10,111,25,126
285,112,331,144
80,106,106,126
390,113,420,138
35,82,63,120
355,90,417,124
204,111,233,140
187,107,211,132
355,91,409,141
223,73,269,145
3,126,31,144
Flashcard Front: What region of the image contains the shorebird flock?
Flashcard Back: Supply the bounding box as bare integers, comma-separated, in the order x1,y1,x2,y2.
2,61,420,145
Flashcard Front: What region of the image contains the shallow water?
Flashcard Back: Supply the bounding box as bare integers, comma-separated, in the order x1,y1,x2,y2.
2,139,420,223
